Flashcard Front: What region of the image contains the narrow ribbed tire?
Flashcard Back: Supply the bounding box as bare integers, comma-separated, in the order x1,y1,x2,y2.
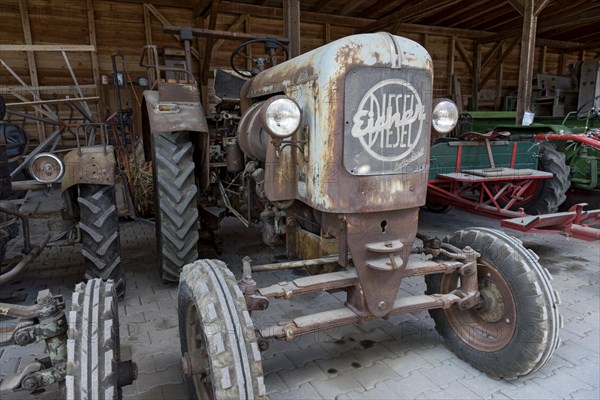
178,260,266,400
425,227,561,379
78,185,125,298
525,142,571,215
152,131,199,282
66,279,120,400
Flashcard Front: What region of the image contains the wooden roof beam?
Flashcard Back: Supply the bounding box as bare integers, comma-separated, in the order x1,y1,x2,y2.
360,0,461,32
309,0,336,13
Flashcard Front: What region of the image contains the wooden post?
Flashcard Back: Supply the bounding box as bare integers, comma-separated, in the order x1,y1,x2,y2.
18,0,44,143
201,0,221,113
539,45,547,73
283,0,301,58
473,42,481,110
447,36,455,97
245,16,253,71
324,23,331,44
495,43,504,110
515,0,549,124
86,0,101,121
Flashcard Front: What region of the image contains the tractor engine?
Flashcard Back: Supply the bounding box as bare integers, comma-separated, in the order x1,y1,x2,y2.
234,33,438,317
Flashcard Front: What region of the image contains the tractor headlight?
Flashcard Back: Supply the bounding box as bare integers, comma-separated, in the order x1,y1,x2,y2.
29,153,64,183
432,98,459,134
260,96,301,138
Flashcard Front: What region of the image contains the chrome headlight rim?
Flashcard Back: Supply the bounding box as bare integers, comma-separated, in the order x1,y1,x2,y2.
29,152,65,183
432,98,459,134
259,95,302,139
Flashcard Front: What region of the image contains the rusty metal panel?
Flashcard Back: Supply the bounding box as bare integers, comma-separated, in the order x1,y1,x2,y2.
142,90,208,134
157,81,201,103
343,67,431,176
61,146,116,191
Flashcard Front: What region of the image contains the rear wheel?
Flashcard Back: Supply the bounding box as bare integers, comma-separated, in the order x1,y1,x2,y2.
178,259,266,399
78,185,124,297
66,279,136,400
151,131,199,282
523,142,570,214
425,227,561,379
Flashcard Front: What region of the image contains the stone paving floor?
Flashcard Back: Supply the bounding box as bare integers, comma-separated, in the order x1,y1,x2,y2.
0,206,598,399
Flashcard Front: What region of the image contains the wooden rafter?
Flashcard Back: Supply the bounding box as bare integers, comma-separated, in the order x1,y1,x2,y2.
309,0,336,13
479,37,519,89
360,0,461,32
144,3,201,60
212,14,247,52
455,39,473,75
337,0,371,16
18,0,44,142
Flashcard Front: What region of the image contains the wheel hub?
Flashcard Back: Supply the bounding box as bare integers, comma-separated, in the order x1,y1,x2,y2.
476,278,506,323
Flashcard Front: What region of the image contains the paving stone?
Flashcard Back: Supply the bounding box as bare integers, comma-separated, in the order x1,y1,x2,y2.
265,372,289,394
420,359,476,389
346,382,397,399
269,382,322,400
310,374,365,399
315,353,362,375
286,343,331,368
382,349,434,377
416,380,481,399
460,372,518,398
570,387,600,399
563,357,600,388
148,326,179,344
135,364,183,393
499,379,560,399
382,370,438,399
278,361,328,390
263,353,295,374
351,361,400,390
412,343,455,366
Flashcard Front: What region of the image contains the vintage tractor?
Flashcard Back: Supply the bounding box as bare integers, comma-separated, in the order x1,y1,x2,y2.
140,30,561,398
0,96,125,297
0,100,136,396
426,97,600,240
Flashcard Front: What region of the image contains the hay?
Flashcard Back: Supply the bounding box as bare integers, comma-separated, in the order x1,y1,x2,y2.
130,156,154,216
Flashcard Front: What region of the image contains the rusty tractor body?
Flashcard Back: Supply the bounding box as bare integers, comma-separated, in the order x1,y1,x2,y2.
139,29,561,398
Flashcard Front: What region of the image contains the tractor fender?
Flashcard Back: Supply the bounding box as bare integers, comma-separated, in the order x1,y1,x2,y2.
141,90,208,134
61,146,116,192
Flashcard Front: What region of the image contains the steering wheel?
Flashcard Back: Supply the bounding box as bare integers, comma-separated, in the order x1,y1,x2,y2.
230,38,289,79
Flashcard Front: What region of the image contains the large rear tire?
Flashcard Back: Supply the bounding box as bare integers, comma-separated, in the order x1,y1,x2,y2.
425,227,561,379
524,142,570,214
78,185,125,297
151,131,199,282
66,279,123,400
178,259,266,399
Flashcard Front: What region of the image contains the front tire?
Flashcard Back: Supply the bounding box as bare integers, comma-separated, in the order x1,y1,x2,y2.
151,131,199,282
78,185,125,297
66,279,126,400
178,259,266,399
425,227,561,379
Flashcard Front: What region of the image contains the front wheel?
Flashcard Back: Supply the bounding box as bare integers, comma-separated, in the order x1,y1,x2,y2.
425,227,561,379
66,279,137,400
178,259,266,399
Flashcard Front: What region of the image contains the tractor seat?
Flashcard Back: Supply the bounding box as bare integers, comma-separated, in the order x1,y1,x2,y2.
459,131,511,141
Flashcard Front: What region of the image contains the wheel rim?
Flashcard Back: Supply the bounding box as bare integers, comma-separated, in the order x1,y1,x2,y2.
185,302,214,399
440,259,517,352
